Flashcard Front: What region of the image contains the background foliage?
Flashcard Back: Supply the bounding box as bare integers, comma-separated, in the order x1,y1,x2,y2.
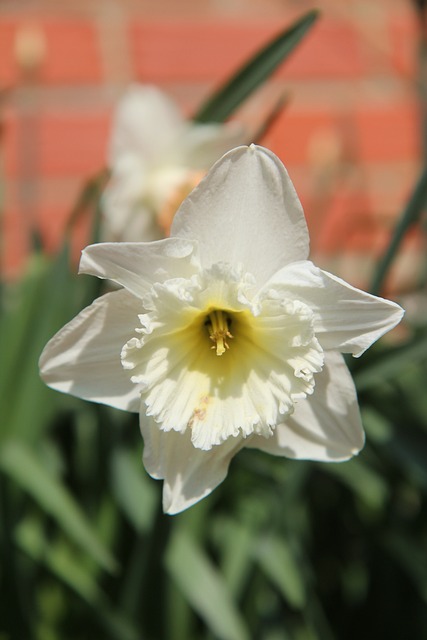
1,10,427,640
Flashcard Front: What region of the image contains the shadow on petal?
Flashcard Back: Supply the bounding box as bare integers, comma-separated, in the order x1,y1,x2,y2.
140,417,244,514
247,351,365,462
40,289,142,411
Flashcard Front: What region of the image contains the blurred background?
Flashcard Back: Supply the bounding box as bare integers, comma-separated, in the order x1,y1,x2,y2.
2,2,427,640
1,0,424,288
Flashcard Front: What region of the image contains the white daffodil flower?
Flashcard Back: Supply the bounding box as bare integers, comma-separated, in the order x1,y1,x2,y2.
40,145,404,514
102,84,247,242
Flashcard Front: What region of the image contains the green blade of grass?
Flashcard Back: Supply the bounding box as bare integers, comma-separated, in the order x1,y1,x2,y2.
353,332,427,392
371,164,427,295
110,447,157,534
194,10,319,123
16,517,139,640
0,440,117,573
0,246,82,443
255,535,306,609
165,527,250,640
15,517,104,605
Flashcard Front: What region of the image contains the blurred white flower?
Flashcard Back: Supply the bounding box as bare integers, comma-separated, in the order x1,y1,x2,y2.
102,84,247,241
40,145,404,514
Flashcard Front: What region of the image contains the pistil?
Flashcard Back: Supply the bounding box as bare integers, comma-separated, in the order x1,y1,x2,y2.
206,310,233,356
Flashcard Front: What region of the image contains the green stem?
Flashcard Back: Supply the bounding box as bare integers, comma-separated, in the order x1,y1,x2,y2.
370,165,427,295
194,10,319,123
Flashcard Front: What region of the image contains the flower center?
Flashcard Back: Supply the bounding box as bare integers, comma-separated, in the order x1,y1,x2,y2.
205,310,233,356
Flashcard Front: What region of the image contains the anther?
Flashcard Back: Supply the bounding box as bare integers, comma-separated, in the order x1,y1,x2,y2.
205,310,233,356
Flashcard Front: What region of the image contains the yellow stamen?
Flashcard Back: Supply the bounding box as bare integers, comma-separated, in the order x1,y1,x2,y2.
206,310,233,356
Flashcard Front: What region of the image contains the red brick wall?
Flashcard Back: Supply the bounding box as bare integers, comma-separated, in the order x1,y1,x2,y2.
0,0,423,289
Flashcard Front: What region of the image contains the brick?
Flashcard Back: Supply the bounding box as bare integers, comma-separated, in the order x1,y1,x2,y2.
354,102,420,162
130,17,365,85
36,203,92,263
0,19,103,86
4,109,110,177
1,206,29,278
0,22,21,86
261,106,339,165
130,20,276,83
125,0,307,19
2,110,19,178
284,19,365,79
388,12,418,76
35,177,86,248
2,176,96,276
364,163,419,220
313,188,377,254
0,1,422,281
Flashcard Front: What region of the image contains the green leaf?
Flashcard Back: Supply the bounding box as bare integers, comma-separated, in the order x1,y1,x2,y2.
110,448,157,533
15,516,103,605
0,440,117,573
255,535,306,609
15,517,139,640
217,519,254,598
361,407,392,444
194,10,319,123
65,169,108,238
385,426,427,490
385,532,427,601
166,579,194,640
0,247,77,443
0,255,51,406
165,527,250,640
251,92,290,142
323,458,389,511
371,164,427,294
353,332,427,392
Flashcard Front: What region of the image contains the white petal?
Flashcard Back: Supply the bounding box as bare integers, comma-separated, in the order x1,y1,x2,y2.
101,175,163,243
101,197,164,243
108,84,183,166
264,261,404,356
247,352,365,461
79,238,199,299
101,154,164,242
170,145,309,288
39,289,141,411
125,265,324,451
141,416,242,514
